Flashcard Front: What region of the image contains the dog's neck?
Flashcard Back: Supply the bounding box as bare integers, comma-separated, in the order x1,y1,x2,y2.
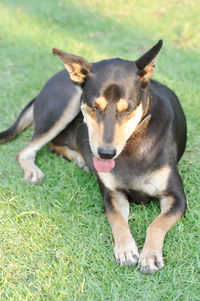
133,89,151,137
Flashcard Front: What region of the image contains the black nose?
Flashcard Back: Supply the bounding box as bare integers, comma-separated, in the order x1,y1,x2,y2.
98,147,116,159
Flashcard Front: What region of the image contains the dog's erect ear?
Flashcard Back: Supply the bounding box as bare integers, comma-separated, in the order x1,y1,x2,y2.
52,48,91,83
135,40,163,87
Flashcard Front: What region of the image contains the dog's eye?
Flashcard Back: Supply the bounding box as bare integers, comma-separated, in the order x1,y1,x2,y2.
93,105,102,114
119,103,133,115
126,102,134,113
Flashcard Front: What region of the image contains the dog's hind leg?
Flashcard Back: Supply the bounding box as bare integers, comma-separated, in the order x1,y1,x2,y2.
50,143,89,172
17,90,81,184
17,138,46,184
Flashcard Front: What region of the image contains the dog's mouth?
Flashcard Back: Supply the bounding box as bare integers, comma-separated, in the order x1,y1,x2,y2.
93,156,115,172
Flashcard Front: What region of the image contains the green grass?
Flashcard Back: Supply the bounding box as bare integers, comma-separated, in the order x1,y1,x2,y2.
0,0,200,300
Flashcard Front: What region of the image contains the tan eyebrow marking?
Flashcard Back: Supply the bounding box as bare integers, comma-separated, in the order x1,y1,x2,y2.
117,98,128,112
95,97,108,111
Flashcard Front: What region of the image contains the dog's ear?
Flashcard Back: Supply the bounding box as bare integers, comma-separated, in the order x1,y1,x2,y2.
135,40,163,87
52,48,91,83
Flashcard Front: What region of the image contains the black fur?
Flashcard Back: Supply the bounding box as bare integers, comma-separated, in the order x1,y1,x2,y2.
0,41,187,273
33,69,81,138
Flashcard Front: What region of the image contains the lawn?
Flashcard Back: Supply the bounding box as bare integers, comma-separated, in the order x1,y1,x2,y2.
0,0,199,300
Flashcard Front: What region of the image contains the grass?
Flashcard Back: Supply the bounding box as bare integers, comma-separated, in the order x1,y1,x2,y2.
0,0,200,300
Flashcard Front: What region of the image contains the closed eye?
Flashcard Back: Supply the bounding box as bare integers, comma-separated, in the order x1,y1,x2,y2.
116,100,135,115
93,104,103,114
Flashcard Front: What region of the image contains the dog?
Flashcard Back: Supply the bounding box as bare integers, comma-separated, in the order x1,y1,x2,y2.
0,40,187,273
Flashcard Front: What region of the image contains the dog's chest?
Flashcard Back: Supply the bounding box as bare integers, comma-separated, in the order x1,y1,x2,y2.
98,165,171,199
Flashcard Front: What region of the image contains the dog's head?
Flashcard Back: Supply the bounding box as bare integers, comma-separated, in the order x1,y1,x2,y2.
53,40,162,172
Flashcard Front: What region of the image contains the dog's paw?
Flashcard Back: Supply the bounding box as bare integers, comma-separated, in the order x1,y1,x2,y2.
83,165,90,173
75,156,90,172
139,249,164,274
24,166,44,184
114,239,139,267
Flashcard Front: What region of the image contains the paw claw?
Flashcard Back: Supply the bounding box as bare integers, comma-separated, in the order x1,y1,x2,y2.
127,260,134,266
141,265,151,274
132,254,139,262
116,258,121,265
24,167,44,185
139,249,164,274
155,260,163,268
114,239,139,267
122,260,128,266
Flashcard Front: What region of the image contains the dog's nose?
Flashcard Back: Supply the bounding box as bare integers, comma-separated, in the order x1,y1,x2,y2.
98,147,116,159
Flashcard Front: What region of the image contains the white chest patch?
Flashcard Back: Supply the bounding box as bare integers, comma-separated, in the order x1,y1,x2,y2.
98,165,171,197
98,172,118,191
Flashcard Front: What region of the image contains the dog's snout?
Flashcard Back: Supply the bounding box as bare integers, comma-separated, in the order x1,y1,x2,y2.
98,147,116,159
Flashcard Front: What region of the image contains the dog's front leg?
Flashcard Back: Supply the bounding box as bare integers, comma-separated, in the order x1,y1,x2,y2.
139,174,187,274
99,182,139,266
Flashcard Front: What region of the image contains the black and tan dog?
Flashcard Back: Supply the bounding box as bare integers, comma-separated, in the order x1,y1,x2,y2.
0,40,187,273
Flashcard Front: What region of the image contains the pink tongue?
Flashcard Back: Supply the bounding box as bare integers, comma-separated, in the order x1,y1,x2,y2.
93,157,115,172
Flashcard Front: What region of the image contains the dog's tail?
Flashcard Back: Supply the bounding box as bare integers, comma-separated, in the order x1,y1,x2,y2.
0,98,35,143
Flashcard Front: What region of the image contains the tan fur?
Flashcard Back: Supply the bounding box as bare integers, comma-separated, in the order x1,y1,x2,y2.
53,48,91,84
99,165,171,197
132,114,151,137
50,144,89,171
50,144,76,160
98,167,180,273
97,171,117,191
139,57,157,84
17,104,34,132
160,195,173,212
64,63,86,84
112,103,143,155
116,98,128,112
17,91,81,184
143,165,171,195
143,196,176,251
139,196,183,273
110,191,130,222
106,192,139,265
95,97,108,111
81,102,144,158
81,103,104,157
142,64,155,83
